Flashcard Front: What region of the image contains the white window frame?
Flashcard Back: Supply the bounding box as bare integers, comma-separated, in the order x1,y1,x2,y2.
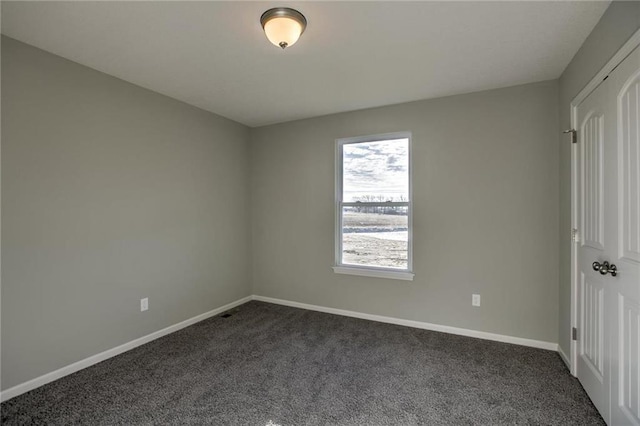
333,132,414,281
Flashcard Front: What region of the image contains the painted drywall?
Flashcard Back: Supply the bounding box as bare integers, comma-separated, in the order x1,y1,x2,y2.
251,80,560,343
557,2,640,356
1,37,252,390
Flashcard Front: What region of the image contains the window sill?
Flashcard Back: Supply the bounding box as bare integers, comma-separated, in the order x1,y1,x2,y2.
332,266,414,281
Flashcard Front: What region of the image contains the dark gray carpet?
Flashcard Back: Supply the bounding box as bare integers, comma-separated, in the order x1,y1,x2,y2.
2,301,603,425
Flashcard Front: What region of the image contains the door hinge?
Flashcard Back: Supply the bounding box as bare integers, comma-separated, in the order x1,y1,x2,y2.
563,129,577,144
572,327,578,341
571,228,580,243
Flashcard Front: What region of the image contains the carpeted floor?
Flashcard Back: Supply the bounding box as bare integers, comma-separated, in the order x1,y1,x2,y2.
2,301,604,425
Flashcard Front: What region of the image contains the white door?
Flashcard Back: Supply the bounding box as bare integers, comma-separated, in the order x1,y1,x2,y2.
576,45,640,425
577,64,611,422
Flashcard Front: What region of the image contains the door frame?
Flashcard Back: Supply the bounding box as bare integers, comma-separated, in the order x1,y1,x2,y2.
569,28,640,376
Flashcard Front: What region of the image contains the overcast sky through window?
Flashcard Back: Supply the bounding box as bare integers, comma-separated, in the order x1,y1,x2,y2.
343,138,409,202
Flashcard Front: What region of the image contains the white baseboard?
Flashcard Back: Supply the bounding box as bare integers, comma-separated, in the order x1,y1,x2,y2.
557,345,571,370
1,293,561,402
252,295,559,351
0,295,252,402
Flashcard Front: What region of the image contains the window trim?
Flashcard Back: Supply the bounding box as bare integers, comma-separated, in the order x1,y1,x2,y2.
334,132,414,281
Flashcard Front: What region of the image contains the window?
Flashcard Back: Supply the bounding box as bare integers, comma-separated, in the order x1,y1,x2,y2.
334,132,413,280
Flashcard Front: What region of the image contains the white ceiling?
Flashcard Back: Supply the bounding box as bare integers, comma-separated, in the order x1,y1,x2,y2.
2,1,609,127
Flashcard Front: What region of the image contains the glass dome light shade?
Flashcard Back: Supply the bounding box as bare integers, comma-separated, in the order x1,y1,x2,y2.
261,8,307,49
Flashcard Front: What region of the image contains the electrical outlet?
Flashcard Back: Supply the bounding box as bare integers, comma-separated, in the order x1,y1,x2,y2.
472,294,481,307
141,297,148,312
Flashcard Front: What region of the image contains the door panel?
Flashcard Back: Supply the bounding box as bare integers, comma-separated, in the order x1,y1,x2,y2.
611,46,640,426
577,78,611,421
577,45,640,426
619,70,640,264
582,112,605,250
582,272,605,378
619,295,640,423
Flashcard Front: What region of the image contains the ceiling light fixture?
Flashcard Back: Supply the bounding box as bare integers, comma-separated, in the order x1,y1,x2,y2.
260,7,307,50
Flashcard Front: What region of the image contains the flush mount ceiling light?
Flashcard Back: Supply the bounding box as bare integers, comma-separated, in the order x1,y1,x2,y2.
260,7,307,50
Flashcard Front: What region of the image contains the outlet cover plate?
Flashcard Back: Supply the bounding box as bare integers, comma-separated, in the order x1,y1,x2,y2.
472,294,481,307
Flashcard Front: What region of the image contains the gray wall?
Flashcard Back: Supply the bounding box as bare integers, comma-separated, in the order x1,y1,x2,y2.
251,80,560,343
557,2,640,355
1,37,252,390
